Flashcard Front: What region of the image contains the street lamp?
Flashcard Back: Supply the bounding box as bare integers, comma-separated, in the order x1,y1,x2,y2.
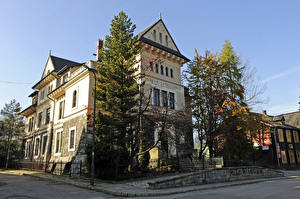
83,64,97,186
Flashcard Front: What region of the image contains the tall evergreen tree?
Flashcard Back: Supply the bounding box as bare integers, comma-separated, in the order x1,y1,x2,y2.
93,11,141,178
0,99,24,169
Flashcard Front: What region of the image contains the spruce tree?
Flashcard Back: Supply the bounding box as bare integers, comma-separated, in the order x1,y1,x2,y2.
94,11,141,178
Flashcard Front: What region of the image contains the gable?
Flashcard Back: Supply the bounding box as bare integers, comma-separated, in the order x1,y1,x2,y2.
139,20,179,52
41,57,55,79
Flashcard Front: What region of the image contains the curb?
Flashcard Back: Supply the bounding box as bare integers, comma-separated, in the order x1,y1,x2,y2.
23,173,287,197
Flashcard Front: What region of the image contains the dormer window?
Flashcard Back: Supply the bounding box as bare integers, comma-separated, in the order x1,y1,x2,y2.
165,35,168,46
62,74,68,84
153,30,157,41
159,32,162,44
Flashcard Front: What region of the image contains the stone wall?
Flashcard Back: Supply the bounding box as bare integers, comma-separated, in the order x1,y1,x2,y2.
148,166,283,189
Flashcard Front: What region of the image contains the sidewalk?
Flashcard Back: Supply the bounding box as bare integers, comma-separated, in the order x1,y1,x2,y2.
1,169,287,197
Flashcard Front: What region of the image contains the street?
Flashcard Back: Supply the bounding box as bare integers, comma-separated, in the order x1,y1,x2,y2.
0,173,113,199
1,171,300,199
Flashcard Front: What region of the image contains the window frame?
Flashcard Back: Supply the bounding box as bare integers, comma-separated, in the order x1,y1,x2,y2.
45,108,50,124
165,67,169,76
170,68,173,78
162,90,168,107
41,133,48,156
38,112,42,128
153,88,160,106
160,65,164,75
58,100,65,120
72,90,77,108
54,129,63,156
153,30,157,41
169,92,175,109
155,64,159,73
34,136,41,158
68,126,76,152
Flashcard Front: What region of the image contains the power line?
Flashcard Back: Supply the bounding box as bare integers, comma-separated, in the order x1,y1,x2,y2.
0,81,32,85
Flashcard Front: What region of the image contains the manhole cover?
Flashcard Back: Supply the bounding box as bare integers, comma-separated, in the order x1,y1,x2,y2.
5,195,34,199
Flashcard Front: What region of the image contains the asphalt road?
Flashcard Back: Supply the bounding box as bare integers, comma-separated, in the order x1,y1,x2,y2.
0,173,114,199
1,171,300,199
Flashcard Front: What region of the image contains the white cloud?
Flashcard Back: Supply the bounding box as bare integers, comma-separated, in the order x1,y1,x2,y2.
268,103,299,115
261,67,300,84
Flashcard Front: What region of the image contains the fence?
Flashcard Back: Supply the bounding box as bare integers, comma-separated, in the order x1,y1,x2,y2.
18,160,84,176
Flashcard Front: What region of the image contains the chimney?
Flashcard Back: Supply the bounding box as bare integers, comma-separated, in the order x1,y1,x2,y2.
96,39,103,61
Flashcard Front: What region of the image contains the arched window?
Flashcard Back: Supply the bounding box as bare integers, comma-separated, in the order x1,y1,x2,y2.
165,67,169,76
153,30,157,41
170,69,173,78
72,90,77,108
165,35,168,46
159,32,162,43
160,65,164,75
155,64,159,73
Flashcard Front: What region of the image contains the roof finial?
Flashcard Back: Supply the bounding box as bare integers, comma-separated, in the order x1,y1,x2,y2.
159,12,162,20
49,49,52,56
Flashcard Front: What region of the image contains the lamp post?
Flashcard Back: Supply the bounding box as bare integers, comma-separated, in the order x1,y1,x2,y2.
83,64,97,186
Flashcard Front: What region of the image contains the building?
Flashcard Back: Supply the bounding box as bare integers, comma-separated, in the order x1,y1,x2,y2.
257,112,300,168
20,18,192,172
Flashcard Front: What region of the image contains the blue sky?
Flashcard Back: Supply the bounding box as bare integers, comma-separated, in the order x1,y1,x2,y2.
0,0,299,115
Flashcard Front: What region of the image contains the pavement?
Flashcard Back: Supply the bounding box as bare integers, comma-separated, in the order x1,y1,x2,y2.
0,169,288,197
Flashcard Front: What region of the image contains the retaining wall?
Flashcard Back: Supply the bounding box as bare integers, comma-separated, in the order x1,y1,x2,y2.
148,166,283,189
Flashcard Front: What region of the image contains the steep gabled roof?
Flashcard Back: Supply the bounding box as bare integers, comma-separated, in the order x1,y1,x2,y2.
137,19,190,62
50,55,81,72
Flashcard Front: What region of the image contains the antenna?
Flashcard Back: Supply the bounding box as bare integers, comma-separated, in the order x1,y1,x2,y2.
159,12,162,20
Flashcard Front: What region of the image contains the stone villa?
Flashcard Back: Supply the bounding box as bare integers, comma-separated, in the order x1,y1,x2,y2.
20,18,192,170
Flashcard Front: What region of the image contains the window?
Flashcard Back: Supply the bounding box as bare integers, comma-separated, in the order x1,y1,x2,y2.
58,100,65,119
72,90,77,108
286,130,292,143
153,89,160,106
48,84,53,93
159,32,162,43
45,108,50,124
170,69,173,78
155,64,159,73
162,91,168,107
55,130,62,155
149,62,153,72
28,117,34,132
34,137,40,156
68,127,76,151
289,150,295,163
165,35,168,46
42,134,48,155
293,131,299,143
281,150,287,164
40,90,45,100
63,74,68,84
38,112,42,128
169,92,175,109
160,65,164,75
165,67,169,76
296,150,300,162
278,129,284,142
153,30,157,41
